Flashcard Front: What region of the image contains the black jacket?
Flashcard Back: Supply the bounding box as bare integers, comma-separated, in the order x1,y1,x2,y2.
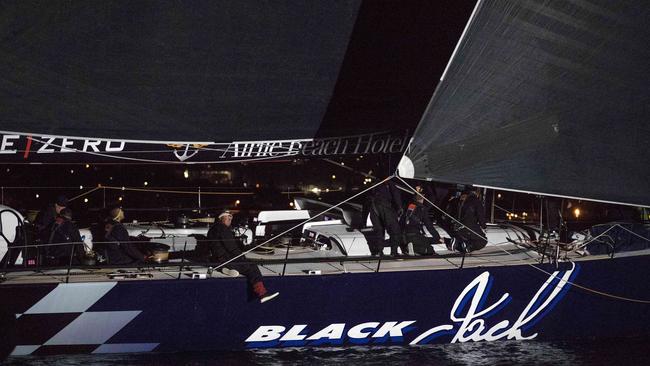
371,181,402,210
402,201,437,236
105,221,145,264
207,222,242,263
446,193,487,233
34,204,58,241
45,217,84,262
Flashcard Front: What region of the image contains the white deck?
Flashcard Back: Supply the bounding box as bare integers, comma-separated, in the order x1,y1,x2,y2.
2,242,641,286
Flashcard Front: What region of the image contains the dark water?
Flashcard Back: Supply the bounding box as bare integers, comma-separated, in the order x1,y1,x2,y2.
3,339,646,365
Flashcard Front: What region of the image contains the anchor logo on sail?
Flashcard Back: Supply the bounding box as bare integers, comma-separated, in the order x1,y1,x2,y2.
167,143,208,162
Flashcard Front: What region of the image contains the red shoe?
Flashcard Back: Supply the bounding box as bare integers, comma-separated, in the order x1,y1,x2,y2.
253,281,279,303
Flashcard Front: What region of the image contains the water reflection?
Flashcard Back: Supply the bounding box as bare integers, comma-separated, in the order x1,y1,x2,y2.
4,339,647,366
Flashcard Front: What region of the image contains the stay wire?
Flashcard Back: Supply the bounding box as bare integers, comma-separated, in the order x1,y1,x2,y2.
394,176,650,304
212,175,394,271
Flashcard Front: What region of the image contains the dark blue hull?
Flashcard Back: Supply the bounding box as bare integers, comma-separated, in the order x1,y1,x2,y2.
3,254,650,356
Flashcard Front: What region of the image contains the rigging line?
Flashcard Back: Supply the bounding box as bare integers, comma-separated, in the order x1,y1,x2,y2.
493,204,515,215
211,175,394,271
590,222,650,229
571,223,650,251
395,176,490,242
568,225,621,250
496,242,650,303
68,187,101,201
0,186,114,189
0,185,251,190
100,186,254,195
394,176,650,304
467,249,650,304
323,158,375,179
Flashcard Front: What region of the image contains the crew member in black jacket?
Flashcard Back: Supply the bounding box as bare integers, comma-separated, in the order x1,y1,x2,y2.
401,185,442,255
104,207,147,264
207,210,279,303
34,195,68,243
366,180,405,256
44,208,85,266
445,187,488,252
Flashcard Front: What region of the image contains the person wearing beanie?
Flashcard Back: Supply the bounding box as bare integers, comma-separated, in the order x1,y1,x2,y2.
103,207,147,264
207,210,279,304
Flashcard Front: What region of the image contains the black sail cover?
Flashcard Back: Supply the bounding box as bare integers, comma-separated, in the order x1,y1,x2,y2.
0,0,475,164
403,0,650,207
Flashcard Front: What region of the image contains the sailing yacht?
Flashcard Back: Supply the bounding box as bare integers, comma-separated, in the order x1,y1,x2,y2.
1,0,649,358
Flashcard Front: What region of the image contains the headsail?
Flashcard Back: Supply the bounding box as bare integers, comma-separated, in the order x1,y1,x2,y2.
402,0,650,207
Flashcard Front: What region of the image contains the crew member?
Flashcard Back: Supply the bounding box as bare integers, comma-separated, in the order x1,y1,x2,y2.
445,187,488,253
43,208,85,266
366,180,405,256
401,185,441,255
34,195,68,243
207,210,279,303
104,207,147,264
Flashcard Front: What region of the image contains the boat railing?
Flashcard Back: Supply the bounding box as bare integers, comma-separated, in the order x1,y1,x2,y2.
0,238,486,283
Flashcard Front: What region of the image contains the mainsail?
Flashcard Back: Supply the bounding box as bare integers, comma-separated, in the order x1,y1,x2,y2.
1,1,360,142
0,1,474,164
402,0,650,207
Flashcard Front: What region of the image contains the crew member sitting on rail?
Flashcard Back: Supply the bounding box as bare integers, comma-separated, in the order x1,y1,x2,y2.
207,210,279,304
